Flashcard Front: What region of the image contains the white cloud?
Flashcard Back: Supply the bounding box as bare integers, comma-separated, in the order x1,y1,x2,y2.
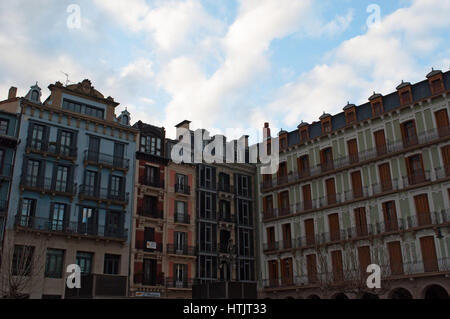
266,0,450,128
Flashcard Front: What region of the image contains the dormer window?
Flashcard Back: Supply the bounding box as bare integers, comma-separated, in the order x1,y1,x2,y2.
122,115,129,125
400,91,412,105
141,135,162,156
372,102,382,116
346,110,356,124
298,122,309,144
323,120,331,134
427,69,445,95
320,114,332,135
343,103,357,125
31,90,39,102
280,137,287,150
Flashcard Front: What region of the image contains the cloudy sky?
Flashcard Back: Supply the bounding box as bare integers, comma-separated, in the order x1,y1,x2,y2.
0,0,449,140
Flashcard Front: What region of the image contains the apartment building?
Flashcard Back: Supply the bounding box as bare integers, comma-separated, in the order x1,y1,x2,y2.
0,90,20,244
130,123,196,298
0,80,137,299
257,69,450,299
172,121,257,286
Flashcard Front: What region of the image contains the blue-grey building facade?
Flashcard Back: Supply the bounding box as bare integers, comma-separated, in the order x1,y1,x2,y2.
0,80,137,299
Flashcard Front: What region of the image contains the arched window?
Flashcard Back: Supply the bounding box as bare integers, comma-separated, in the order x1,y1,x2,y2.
31,90,39,102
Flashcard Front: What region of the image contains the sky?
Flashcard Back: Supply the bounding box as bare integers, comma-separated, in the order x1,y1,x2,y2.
0,0,449,142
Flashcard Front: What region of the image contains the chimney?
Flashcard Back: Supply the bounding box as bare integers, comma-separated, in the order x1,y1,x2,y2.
175,120,191,131
8,87,17,100
263,122,271,139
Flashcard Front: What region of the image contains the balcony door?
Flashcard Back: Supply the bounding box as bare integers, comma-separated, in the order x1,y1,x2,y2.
347,139,359,164
382,201,398,232
268,260,278,286
331,250,344,282
79,207,97,235
113,143,125,167
297,155,310,177
175,264,188,287
84,170,98,197
406,154,425,185
441,145,450,176
109,175,124,200
59,130,74,157
54,165,69,193
302,184,312,210
26,159,41,188
374,129,387,155
378,163,393,191
401,120,418,147
143,258,158,286
282,224,291,249
88,136,100,161
354,207,368,237
358,246,371,276
304,219,315,246
328,213,340,241
277,162,288,184
278,191,290,216
175,232,187,252
306,254,317,284
50,203,66,231
414,194,432,226
420,236,438,272
435,109,450,137
280,258,293,285
351,171,363,198
105,211,123,237
325,178,336,205
387,241,403,275
19,198,36,227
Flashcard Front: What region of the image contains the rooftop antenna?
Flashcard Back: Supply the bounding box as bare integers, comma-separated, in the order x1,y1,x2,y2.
60,71,70,86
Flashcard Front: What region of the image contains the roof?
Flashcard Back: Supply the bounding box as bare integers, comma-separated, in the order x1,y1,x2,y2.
284,70,450,148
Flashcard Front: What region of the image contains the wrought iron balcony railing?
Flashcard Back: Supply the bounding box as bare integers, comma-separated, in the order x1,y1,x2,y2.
84,150,129,169
79,185,129,203
174,213,190,224
21,176,77,195
175,183,191,195
14,215,128,240
28,138,78,158
166,244,196,256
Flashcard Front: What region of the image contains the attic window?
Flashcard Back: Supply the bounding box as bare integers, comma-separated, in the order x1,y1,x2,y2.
299,127,309,143
400,91,412,105
431,78,443,94
346,110,356,124
322,120,331,134
31,90,39,102
372,102,382,116
280,136,287,150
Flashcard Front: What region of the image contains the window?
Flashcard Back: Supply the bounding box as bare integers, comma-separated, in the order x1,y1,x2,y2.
26,159,41,187
442,145,450,176
0,119,8,135
84,170,98,196
105,211,124,237
346,110,356,124
30,124,46,150
401,120,418,147
143,258,158,285
104,254,120,275
277,162,287,184
406,154,425,184
175,201,187,222
297,155,310,178
331,250,344,282
50,203,66,231
382,201,398,231
328,213,340,241
109,175,124,200
280,136,287,150
45,249,64,278
143,165,159,186
374,129,387,155
175,232,187,251
12,245,34,276
400,91,412,105
266,227,275,247
59,131,74,157
176,174,188,193
322,121,331,134
354,207,368,237
372,102,382,116
320,147,333,171
174,264,187,286
325,178,336,205
435,109,450,137
299,128,308,142
387,241,403,275
282,224,292,249
347,139,359,164
79,207,97,235
55,165,69,192
278,191,290,216
31,90,39,102
62,99,104,119
140,135,162,156
378,163,392,191
431,78,443,94
218,173,230,192
76,252,93,275
351,171,363,198
19,198,36,227
238,199,251,225
239,260,254,281
263,195,274,218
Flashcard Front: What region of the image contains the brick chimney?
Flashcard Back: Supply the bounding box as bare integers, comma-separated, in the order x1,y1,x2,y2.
264,122,271,139
8,87,17,100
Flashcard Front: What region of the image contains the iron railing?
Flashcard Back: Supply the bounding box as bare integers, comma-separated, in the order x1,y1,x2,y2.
166,244,196,256
79,185,129,203
21,176,77,195
84,150,129,169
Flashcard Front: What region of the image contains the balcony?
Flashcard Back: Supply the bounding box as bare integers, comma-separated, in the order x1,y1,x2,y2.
166,244,196,256
14,215,128,241
197,243,218,254
65,274,127,298
140,176,164,188
84,150,129,170
174,213,190,224
135,239,163,252
165,277,194,289
134,273,165,286
261,125,450,192
27,139,77,159
0,164,13,180
263,210,449,254
218,184,233,193
218,213,235,223
79,185,129,204
138,206,163,219
21,176,77,196
175,183,191,195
